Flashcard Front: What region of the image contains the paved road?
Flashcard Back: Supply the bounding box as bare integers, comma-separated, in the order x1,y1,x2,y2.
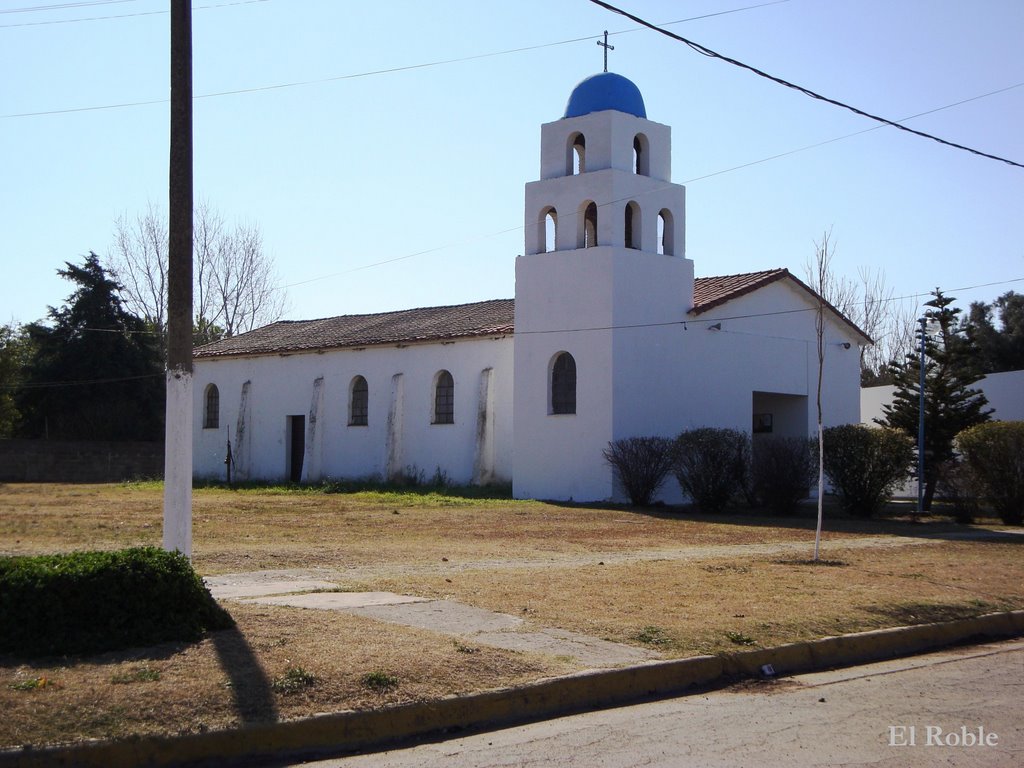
293,640,1024,767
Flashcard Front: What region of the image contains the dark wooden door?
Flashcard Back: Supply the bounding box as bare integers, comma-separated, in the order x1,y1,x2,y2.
289,415,305,483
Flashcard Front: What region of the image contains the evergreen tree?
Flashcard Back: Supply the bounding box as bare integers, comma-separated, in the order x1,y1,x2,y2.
956,291,1024,374
991,291,1024,371
16,253,164,441
878,290,992,510
0,323,34,437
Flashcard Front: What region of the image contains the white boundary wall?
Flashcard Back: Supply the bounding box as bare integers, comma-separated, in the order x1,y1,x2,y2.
861,369,1024,498
861,369,1024,426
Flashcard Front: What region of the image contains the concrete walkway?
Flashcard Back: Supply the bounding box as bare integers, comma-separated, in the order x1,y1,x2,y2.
204,531,1020,670
205,574,659,668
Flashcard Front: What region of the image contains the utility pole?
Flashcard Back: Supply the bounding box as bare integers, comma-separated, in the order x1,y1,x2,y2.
916,315,927,520
164,0,193,557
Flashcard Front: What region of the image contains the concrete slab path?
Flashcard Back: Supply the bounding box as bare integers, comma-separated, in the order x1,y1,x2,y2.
206,575,659,668
204,532,1019,670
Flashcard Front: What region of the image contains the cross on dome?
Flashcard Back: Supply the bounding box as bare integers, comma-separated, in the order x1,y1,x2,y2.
596,30,614,72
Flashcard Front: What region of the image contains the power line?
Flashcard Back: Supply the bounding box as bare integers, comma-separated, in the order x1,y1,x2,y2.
0,0,267,29
514,276,1024,337
0,372,162,391
9,277,1021,390
278,82,1021,293
0,0,135,14
683,82,1024,185
587,0,1024,170
1,1,787,118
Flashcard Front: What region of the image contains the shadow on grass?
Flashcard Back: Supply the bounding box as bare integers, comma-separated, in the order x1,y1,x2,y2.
192,478,515,502
862,600,1004,626
210,623,279,725
546,497,1024,543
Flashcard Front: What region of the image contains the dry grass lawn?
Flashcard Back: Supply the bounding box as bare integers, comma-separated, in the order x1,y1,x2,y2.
1,481,1021,751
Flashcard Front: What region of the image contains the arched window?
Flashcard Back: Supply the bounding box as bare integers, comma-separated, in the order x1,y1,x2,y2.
625,201,640,250
658,209,674,256
203,384,219,429
580,201,598,248
567,132,586,175
551,352,577,415
633,134,650,176
539,206,557,253
349,375,368,426
433,370,454,424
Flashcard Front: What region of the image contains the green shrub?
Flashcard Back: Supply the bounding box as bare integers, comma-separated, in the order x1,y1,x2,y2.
822,425,913,518
673,428,749,513
936,459,982,524
603,436,675,506
750,436,816,515
0,547,234,657
956,421,1024,525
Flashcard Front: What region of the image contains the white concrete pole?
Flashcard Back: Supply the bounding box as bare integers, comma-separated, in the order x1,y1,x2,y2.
164,0,193,558
163,370,192,557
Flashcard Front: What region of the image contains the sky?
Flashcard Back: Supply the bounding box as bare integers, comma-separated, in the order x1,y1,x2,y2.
2,0,1022,332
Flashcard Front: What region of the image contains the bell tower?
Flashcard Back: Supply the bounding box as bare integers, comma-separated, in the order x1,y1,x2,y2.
513,72,695,501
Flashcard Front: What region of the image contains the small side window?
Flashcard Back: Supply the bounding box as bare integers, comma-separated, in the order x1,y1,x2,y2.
349,375,368,426
203,384,220,429
433,370,454,424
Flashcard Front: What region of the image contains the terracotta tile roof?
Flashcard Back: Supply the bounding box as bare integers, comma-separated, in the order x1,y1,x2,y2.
195,268,868,359
692,269,790,314
693,268,871,342
194,299,515,359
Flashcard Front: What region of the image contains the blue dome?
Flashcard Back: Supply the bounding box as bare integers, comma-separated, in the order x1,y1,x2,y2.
563,72,647,119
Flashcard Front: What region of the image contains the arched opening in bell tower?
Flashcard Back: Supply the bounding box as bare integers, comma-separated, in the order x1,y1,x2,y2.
543,207,557,253
566,132,586,176
625,201,641,250
658,209,674,256
579,202,598,248
633,133,650,176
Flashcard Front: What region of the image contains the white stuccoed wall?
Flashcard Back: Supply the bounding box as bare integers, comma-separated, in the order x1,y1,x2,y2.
513,96,864,503
193,336,514,485
192,81,869,503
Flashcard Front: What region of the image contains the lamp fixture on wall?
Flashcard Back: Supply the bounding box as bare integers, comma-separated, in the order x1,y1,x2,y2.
707,322,722,331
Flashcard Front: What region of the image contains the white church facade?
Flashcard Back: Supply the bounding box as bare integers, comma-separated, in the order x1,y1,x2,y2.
192,73,869,502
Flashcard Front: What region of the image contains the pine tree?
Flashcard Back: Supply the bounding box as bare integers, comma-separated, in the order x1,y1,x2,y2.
16,253,164,441
878,290,992,510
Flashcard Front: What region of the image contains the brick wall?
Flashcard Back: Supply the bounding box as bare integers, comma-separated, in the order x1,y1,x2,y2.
0,440,163,483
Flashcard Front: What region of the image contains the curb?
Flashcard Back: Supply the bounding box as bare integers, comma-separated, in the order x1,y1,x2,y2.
4,610,1023,768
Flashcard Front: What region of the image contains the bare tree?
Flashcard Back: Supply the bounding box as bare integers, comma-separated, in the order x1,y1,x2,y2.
193,199,225,338
110,203,169,358
107,202,288,354
207,220,285,338
811,230,832,562
805,249,917,385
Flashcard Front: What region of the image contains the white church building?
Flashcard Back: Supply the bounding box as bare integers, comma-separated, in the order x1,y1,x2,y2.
192,72,869,502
